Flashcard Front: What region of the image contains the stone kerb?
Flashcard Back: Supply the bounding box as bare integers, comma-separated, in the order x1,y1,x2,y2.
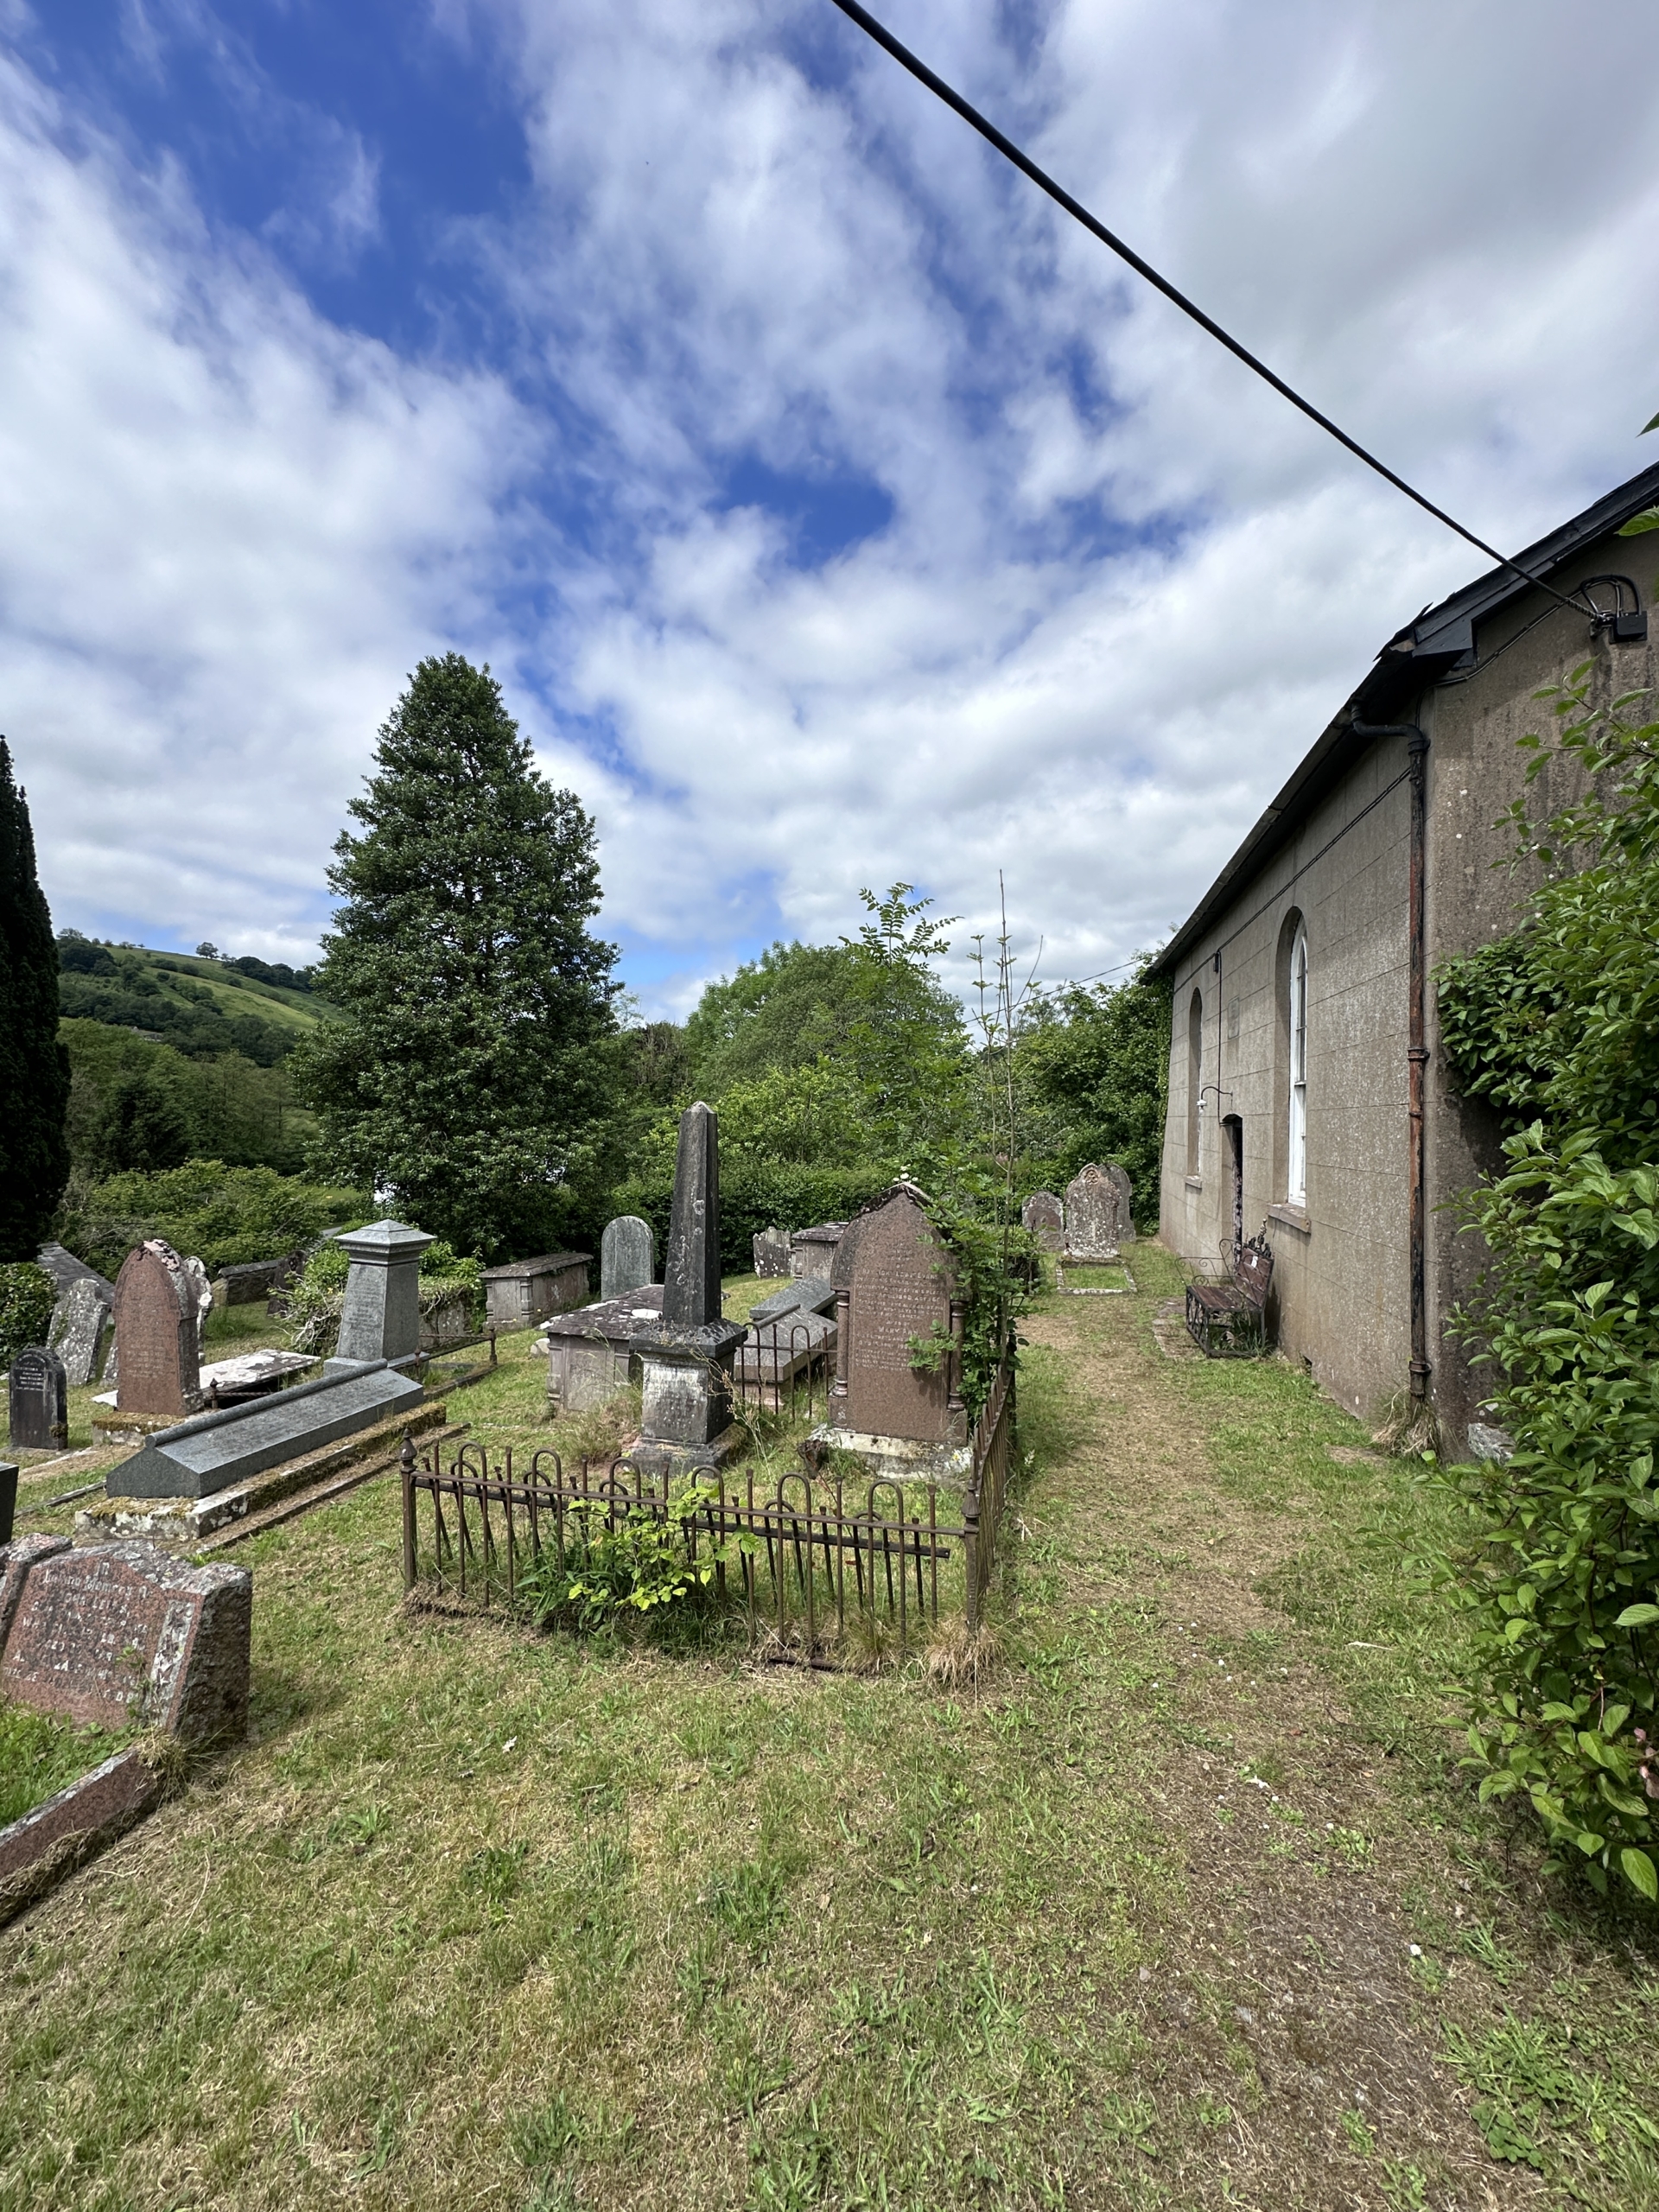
336,1221,434,1363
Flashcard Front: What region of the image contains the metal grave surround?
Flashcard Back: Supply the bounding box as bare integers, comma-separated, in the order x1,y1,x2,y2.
106,1358,425,1500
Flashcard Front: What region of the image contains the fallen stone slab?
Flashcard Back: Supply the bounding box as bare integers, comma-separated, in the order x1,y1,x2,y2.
0,1746,164,1927
105,1357,424,1501
750,1278,836,1325
0,1536,251,1742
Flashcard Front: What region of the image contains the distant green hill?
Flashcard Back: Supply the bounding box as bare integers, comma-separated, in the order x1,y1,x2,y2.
56,940,327,1066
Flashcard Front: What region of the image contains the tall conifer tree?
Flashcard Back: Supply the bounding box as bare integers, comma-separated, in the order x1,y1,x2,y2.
0,739,71,1255
296,656,620,1257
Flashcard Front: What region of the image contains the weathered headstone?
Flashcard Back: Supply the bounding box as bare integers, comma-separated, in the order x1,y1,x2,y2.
180,1255,213,1346
1106,1164,1136,1246
113,1242,201,1418
1063,1165,1123,1262
831,1184,965,1452
600,1216,655,1301
0,1465,16,1547
48,1276,113,1389
753,1225,791,1279
0,1535,251,1744
336,1221,433,1363
630,1103,745,1471
1021,1191,1065,1254
791,1222,846,1281
9,1348,67,1452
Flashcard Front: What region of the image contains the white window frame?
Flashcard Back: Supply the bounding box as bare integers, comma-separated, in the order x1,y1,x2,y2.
1287,925,1308,1206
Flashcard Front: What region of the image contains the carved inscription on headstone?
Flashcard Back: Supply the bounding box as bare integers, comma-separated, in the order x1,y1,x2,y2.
1064,1165,1122,1262
1021,1191,1065,1254
9,1348,67,1451
113,1242,200,1417
0,1538,251,1743
837,1190,957,1444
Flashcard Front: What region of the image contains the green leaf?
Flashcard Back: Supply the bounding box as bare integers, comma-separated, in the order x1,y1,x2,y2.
1603,1702,1632,1736
1621,1847,1658,1902
1616,505,1659,535
1615,1605,1659,1628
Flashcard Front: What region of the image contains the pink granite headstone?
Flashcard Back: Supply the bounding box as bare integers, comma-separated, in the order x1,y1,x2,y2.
112,1241,200,1417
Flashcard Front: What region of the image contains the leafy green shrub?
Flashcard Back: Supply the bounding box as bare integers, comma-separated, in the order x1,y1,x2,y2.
58,1159,364,1279
516,1483,755,1633
0,1262,55,1367
1429,664,1659,1903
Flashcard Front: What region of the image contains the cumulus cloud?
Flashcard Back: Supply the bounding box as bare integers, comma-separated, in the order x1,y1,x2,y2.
6,0,1659,1007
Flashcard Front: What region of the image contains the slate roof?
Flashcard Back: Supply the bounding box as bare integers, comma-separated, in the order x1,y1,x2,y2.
1147,458,1659,980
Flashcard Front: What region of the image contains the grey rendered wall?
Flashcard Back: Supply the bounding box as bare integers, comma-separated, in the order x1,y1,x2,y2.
1159,731,1414,1420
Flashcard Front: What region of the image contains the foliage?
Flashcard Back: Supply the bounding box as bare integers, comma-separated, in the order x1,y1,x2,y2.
58,1160,363,1279
293,655,625,1262
60,1022,317,1179
286,1233,484,1354
1017,959,1173,1227
1429,664,1659,1903
611,1160,893,1278
0,1262,56,1368
515,1482,757,1633
56,941,304,1065
0,741,71,1256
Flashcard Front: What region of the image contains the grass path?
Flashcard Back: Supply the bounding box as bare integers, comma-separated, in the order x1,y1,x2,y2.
3,1248,1657,2209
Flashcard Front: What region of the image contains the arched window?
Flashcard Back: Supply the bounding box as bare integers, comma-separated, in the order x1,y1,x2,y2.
1286,924,1308,1206
1185,988,1203,1176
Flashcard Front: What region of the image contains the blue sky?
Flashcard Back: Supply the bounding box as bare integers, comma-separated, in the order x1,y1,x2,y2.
8,0,1659,1014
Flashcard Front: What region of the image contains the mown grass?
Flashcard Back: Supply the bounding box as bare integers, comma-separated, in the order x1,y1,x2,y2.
0,1707,131,1827
3,1253,1658,2209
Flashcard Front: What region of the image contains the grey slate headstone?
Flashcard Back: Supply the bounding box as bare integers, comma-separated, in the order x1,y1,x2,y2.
753,1226,791,1279
600,1216,655,1300
10,1348,67,1452
48,1276,113,1389
663,1103,721,1328
336,1221,433,1363
106,1359,424,1500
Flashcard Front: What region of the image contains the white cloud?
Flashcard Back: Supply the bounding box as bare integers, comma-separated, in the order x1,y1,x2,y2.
7,0,1659,1011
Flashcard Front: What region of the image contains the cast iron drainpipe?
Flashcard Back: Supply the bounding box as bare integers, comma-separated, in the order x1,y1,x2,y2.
1350,720,1431,1407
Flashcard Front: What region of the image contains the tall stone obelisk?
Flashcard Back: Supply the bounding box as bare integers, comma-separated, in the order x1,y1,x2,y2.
629,1103,746,1472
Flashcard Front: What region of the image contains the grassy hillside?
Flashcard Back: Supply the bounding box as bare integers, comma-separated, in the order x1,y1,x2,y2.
57,940,326,1066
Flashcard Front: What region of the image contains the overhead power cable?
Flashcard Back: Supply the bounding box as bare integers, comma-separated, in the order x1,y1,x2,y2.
824,0,1586,620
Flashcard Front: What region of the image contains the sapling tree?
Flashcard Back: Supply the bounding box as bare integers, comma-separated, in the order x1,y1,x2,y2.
296,655,622,1258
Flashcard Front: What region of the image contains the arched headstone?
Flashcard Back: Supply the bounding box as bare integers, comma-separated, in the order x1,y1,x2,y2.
601,1215,655,1301
113,1242,201,1417
1021,1192,1065,1254
10,1346,67,1451
1063,1165,1123,1262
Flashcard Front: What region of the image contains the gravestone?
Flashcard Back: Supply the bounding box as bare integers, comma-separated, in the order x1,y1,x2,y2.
544,1285,664,1413
0,1465,15,1547
336,1221,433,1364
791,1223,846,1281
9,1349,67,1452
480,1252,591,1331
1063,1165,1123,1262
107,1357,423,1499
1021,1191,1065,1254
753,1226,791,1279
113,1242,201,1418
630,1103,745,1472
180,1255,213,1346
600,1216,655,1301
1107,1164,1136,1246
48,1276,113,1388
0,1535,251,1744
830,1184,966,1454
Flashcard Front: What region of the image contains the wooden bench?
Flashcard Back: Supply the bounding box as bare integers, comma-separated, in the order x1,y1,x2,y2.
1185,1232,1274,1358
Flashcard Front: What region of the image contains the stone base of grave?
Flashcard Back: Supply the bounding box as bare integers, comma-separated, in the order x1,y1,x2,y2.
0,1747,164,1927
92,1408,193,1449
804,1425,973,1490
78,1398,449,1549
629,1319,746,1478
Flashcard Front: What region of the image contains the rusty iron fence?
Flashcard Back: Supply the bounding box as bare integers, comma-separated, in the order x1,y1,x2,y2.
730,1319,830,1426
401,1351,1016,1662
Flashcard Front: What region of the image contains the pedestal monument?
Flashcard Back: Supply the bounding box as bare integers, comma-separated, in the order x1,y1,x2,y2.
629,1103,745,1474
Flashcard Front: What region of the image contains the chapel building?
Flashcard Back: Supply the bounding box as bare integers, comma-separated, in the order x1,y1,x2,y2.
1148,460,1659,1454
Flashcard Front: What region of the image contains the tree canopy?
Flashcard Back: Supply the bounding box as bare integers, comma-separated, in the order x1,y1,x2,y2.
0,740,70,1256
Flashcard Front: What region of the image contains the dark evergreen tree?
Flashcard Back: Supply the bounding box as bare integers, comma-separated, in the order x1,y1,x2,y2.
295,656,621,1258
0,741,71,1256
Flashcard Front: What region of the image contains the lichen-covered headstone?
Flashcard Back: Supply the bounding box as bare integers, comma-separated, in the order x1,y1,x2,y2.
9,1348,67,1451
48,1276,113,1389
1106,1164,1136,1246
1020,1191,1065,1254
600,1216,654,1301
113,1243,201,1418
1063,1165,1123,1262
752,1226,791,1279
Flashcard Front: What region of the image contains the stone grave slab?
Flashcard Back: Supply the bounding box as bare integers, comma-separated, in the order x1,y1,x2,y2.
0,1536,251,1743
736,1310,835,1412
1063,1165,1123,1262
36,1243,116,1303
1021,1191,1065,1254
9,1348,67,1452
750,1278,837,1326
112,1242,201,1417
481,1252,591,1332
544,1285,663,1414
753,1226,791,1278
600,1216,655,1301
106,1359,424,1501
48,1276,112,1388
